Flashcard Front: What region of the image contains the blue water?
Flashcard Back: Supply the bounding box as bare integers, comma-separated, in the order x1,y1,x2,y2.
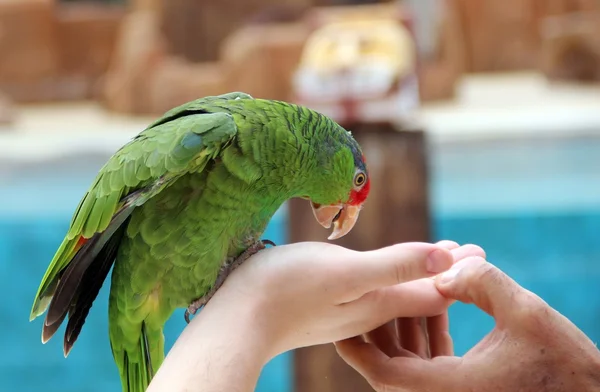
3,136,600,390
1,212,291,392
437,212,600,353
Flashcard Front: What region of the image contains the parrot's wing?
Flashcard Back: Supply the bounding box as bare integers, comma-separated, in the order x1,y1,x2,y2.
145,91,252,130
30,108,239,338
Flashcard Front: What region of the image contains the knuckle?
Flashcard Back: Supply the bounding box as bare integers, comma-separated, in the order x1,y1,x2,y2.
393,260,411,283
478,262,504,285
390,261,425,283
513,291,550,326
461,258,496,286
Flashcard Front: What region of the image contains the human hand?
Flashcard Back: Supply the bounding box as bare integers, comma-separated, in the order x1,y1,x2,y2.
335,256,600,392
201,241,482,359
149,240,483,392
355,241,485,361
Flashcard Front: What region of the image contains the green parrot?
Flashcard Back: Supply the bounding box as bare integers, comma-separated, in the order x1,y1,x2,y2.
29,92,371,391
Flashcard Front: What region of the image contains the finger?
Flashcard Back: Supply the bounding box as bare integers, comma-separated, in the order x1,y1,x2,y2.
334,336,394,381
435,256,531,325
435,240,460,250
338,242,454,302
363,322,422,360
429,244,487,288
364,321,405,357
397,317,429,358
450,244,486,262
344,278,452,333
427,313,454,357
335,337,456,391
435,241,486,261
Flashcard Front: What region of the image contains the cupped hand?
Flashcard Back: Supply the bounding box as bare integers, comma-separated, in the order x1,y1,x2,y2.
357,240,485,361
335,256,600,392
200,240,483,359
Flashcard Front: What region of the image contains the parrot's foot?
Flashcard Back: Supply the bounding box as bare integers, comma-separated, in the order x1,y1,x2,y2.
184,239,276,323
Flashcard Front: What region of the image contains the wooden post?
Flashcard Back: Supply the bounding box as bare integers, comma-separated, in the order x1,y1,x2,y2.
289,123,431,391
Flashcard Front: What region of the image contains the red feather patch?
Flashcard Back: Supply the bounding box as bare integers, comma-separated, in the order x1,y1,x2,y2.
76,236,87,249
349,177,370,206
347,154,370,206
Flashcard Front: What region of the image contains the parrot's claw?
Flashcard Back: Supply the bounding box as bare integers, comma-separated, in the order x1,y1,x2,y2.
184,239,276,324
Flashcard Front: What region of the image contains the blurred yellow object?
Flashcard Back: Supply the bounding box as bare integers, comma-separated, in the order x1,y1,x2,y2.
298,19,415,84
292,6,419,124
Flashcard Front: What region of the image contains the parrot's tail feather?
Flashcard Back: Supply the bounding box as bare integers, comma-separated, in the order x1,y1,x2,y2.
111,318,164,392
62,223,127,356
123,351,151,392
41,313,62,344
42,233,103,332
141,322,154,378
41,202,134,348
45,203,133,327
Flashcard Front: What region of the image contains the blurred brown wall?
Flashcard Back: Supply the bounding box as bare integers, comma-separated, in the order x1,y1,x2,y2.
2,0,599,108
451,0,600,73
0,0,60,101
0,0,124,102
56,4,125,95
160,0,312,62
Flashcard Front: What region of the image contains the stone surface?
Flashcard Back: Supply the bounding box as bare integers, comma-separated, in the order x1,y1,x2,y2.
100,10,167,114
147,59,228,114
221,23,309,101
101,16,310,115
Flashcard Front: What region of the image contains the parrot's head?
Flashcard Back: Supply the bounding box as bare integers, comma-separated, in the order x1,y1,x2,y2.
305,130,370,241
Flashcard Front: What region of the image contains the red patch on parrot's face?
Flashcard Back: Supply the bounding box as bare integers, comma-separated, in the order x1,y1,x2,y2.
348,154,370,206
348,177,370,206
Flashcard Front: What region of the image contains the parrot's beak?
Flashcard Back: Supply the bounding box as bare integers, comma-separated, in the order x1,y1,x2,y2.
311,202,361,240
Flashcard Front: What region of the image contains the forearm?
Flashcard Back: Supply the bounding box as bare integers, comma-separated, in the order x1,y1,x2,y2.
147,302,272,392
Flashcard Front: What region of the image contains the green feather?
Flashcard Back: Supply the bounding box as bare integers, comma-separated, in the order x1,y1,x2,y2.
30,92,367,392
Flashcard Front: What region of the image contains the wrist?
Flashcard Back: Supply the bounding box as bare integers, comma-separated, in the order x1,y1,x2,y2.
200,293,279,361
147,296,274,392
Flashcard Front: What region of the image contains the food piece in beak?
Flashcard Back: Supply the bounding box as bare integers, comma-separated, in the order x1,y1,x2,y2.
311,202,361,240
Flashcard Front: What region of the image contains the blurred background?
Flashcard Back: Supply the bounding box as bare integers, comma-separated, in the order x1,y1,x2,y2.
2,0,600,390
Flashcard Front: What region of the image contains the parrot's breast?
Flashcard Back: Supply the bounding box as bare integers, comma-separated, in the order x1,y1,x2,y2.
110,162,283,321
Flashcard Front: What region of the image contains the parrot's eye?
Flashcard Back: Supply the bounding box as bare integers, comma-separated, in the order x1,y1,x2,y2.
353,171,367,187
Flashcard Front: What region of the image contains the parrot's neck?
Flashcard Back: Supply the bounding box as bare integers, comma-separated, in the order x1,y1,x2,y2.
230,101,355,206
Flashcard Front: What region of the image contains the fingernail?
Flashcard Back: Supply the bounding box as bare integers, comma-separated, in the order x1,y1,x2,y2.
426,249,450,273
438,265,462,284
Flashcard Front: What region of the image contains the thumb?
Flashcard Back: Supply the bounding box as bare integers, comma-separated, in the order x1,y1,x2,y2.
435,256,526,324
